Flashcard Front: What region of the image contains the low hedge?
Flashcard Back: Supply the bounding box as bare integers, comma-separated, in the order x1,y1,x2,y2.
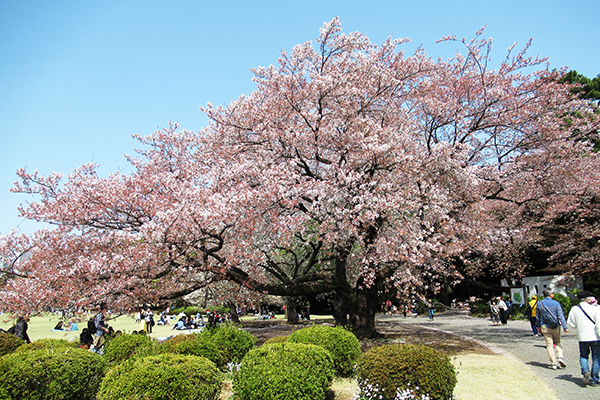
356,343,456,400
97,353,222,400
288,324,361,377
233,342,335,400
0,347,107,400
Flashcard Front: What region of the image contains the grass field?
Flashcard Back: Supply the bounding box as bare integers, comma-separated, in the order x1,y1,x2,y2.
0,312,328,342
1,312,184,342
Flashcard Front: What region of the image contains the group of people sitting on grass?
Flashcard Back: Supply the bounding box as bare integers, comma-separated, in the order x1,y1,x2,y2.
170,310,230,330
53,320,79,331
254,311,277,320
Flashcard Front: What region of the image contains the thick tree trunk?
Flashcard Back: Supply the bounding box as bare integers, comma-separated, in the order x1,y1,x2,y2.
333,280,379,339
285,297,299,324
332,293,349,327
226,301,240,324
347,282,380,339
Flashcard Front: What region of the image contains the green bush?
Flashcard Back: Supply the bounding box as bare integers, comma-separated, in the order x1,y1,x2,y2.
356,344,456,400
0,333,24,357
511,302,528,320
468,299,490,316
288,324,361,377
233,342,335,400
158,325,256,370
0,347,107,400
206,324,256,365
553,293,574,317
183,306,203,316
168,306,186,316
14,338,79,353
103,334,156,364
97,353,221,400
158,333,225,369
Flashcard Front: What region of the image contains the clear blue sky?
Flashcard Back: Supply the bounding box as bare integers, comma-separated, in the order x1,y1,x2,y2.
1,0,598,235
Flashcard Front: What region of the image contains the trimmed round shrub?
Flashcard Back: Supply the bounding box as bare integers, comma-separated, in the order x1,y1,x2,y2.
288,324,361,377
97,353,222,400
158,325,256,370
356,344,457,400
103,333,156,364
15,338,79,353
206,324,256,365
233,342,335,400
0,333,24,356
0,347,107,400
158,333,225,369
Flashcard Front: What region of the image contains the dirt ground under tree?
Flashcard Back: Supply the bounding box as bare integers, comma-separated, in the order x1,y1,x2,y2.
241,317,494,356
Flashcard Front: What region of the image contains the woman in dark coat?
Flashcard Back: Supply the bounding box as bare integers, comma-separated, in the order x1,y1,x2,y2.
14,314,31,343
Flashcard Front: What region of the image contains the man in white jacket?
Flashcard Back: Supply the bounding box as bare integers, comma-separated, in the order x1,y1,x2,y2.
567,290,600,386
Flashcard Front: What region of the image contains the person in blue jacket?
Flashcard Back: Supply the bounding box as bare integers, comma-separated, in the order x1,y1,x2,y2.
536,288,569,370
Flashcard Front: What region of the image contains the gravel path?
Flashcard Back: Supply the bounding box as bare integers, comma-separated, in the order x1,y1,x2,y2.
378,310,599,400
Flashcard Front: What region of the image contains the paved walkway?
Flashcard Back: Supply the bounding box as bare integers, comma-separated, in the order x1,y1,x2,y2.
378,310,599,400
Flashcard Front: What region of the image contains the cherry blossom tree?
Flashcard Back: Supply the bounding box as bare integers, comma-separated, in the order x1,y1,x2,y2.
2,18,598,338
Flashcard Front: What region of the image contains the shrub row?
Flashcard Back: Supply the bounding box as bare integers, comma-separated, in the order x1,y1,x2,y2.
1,323,457,400
0,324,254,400
102,323,256,369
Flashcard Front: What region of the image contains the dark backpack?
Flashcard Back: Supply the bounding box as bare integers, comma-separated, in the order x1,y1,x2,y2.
537,301,559,328
525,302,532,317
87,319,97,334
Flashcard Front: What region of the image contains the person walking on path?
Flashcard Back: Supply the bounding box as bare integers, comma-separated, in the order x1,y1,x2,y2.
497,296,508,325
490,299,500,326
537,288,569,370
567,290,600,386
526,294,540,337
427,300,435,320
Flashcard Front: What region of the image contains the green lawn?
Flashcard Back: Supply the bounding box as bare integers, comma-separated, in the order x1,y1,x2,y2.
0,312,319,343
0,313,195,342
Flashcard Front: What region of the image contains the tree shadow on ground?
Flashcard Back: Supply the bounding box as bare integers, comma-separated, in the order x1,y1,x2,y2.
371,321,496,355
241,318,497,356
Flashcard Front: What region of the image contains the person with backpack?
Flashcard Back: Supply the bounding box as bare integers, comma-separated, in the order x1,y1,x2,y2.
144,308,154,334
79,328,94,348
526,295,540,337
567,290,600,386
536,288,569,370
90,303,109,353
